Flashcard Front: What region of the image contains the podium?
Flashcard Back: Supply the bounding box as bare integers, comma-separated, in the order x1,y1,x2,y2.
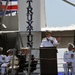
39,47,58,75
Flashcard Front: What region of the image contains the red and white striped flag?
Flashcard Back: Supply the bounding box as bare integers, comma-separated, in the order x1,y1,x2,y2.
0,0,18,15
2,0,18,11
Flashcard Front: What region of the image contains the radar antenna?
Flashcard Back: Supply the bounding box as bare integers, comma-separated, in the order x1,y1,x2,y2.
63,0,75,7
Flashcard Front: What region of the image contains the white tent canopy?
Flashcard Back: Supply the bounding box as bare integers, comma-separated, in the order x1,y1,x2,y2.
41,24,75,31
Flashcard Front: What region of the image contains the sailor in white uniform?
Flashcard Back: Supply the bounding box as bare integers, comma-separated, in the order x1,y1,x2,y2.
70,47,75,75
63,43,75,75
1,55,8,75
0,47,3,65
40,31,61,47
0,47,6,75
1,49,13,75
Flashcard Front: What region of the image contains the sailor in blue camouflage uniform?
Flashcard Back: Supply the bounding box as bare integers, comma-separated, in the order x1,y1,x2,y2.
63,43,75,75
40,30,61,47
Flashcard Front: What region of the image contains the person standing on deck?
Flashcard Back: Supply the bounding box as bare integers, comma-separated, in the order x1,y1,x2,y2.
40,30,61,47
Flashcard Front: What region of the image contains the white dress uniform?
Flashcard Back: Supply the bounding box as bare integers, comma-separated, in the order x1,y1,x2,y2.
71,51,75,74
1,55,12,75
40,36,59,47
63,50,75,75
0,54,4,65
0,54,4,75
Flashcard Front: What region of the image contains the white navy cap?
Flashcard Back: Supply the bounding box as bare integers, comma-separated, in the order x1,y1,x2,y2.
21,47,30,50
0,47,3,51
7,49,13,53
25,47,30,50
68,43,74,48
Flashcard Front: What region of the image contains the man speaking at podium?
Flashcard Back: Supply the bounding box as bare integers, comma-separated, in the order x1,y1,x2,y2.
40,31,61,75
40,30,61,47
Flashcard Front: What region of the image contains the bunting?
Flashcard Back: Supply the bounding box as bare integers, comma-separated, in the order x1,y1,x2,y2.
0,0,18,16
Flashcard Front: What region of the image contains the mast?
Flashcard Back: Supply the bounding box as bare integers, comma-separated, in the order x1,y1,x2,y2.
63,0,75,46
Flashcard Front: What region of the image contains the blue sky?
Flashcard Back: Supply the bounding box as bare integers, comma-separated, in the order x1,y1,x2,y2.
45,0,75,27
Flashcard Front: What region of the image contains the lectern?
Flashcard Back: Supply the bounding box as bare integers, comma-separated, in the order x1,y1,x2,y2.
39,47,58,75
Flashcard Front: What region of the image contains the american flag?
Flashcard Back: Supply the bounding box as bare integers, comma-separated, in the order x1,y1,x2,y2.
0,0,18,15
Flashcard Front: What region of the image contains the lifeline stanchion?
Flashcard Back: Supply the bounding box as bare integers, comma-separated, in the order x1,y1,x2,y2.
11,48,16,75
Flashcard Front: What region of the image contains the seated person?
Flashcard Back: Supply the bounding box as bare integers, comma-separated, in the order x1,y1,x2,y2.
17,47,30,72
1,49,13,75
24,48,38,73
30,55,37,72
0,47,3,65
63,43,75,75
0,48,4,74
1,49,18,75
17,47,38,73
26,54,38,72
8,52,19,75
